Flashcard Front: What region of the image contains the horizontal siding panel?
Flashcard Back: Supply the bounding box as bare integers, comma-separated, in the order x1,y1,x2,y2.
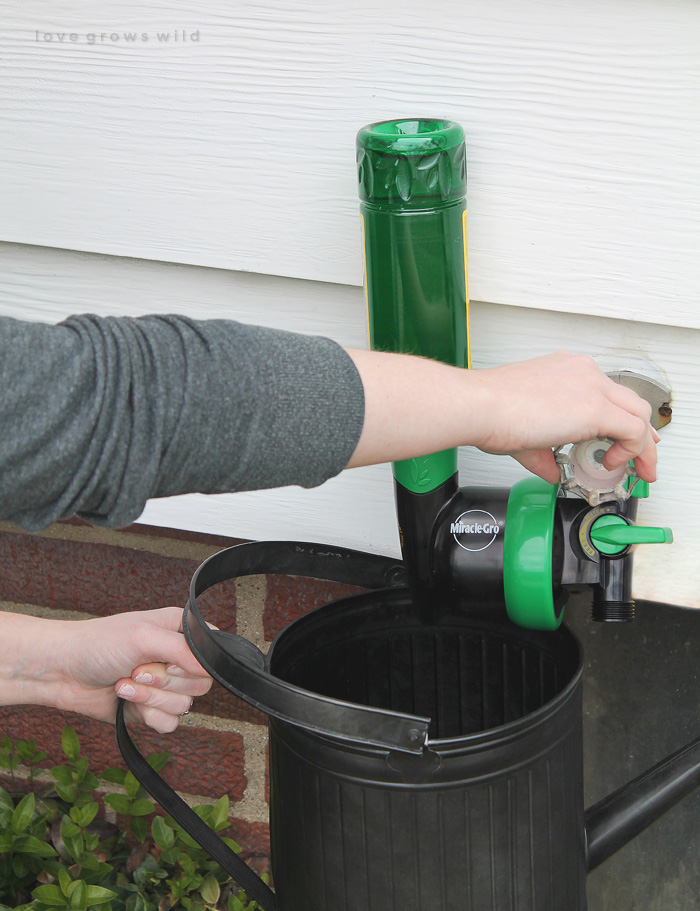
0,0,698,327
0,241,697,608
0,242,368,343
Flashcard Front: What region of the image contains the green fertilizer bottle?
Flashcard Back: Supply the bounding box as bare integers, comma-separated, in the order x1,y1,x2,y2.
357,118,470,590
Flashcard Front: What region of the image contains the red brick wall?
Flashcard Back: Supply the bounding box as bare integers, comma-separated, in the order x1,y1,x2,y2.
0,518,365,873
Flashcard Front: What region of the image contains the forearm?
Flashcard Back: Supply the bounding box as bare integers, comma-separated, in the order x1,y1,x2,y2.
344,349,489,466
0,612,71,710
345,348,658,484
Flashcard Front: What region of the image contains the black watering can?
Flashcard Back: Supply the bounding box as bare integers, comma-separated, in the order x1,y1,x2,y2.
116,540,700,911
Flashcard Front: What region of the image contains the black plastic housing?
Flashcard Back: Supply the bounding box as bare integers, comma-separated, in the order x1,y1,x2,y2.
397,479,642,626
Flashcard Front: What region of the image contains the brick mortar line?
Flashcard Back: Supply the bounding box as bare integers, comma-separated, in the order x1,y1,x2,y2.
234,576,269,653
182,713,265,737
233,727,269,824
0,601,99,621
5,763,259,819
0,521,224,563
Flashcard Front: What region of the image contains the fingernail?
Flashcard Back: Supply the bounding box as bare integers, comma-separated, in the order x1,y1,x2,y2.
118,683,137,698
167,665,186,677
133,672,153,685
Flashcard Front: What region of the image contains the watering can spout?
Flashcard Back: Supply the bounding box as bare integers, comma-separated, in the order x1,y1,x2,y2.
585,732,700,870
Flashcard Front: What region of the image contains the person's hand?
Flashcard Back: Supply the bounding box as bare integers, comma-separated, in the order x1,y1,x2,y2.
55,607,212,732
471,352,659,484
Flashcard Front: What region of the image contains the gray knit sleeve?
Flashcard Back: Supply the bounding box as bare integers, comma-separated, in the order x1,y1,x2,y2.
0,314,365,531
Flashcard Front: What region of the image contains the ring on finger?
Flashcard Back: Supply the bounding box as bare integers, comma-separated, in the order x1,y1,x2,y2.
180,697,194,717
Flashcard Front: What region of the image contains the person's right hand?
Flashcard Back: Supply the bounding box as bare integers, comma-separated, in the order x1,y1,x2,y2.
470,352,659,484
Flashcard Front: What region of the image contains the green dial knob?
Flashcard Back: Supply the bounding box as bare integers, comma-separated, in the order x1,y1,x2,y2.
589,515,674,555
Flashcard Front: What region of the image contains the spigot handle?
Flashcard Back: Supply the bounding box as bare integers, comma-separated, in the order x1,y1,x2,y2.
590,515,673,555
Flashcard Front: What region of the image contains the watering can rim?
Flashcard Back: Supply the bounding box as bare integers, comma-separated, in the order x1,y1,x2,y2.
264,582,584,752
185,540,584,754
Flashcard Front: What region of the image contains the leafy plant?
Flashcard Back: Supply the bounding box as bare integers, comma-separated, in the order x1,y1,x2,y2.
0,728,266,911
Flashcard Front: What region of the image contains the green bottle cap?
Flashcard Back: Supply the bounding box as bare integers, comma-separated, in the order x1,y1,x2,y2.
357,119,466,207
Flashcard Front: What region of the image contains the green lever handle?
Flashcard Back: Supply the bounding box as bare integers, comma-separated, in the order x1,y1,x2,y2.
590,515,673,555
592,525,673,546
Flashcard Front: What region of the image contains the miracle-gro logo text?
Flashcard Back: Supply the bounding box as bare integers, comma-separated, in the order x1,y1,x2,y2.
450,521,500,535
451,509,501,553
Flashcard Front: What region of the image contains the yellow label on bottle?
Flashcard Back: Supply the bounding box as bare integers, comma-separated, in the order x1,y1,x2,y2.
360,212,371,348
463,208,472,369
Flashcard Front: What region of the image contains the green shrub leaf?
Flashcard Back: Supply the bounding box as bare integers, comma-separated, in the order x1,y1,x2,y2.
146,752,170,773
70,802,98,828
129,799,155,817
104,794,132,815
61,726,81,762
199,873,220,904
192,805,212,823
11,792,35,834
51,765,76,786
79,852,100,872
58,868,72,895
15,740,35,761
99,767,127,785
81,773,100,792
125,893,148,911
32,883,67,906
81,802,99,826
129,815,148,843
85,886,118,905
123,772,141,798
151,816,175,849
61,817,82,839
60,816,84,862
12,852,29,878
174,829,200,849
0,785,13,812
210,795,230,831
12,834,57,857
68,879,87,911
73,757,89,780
54,783,78,803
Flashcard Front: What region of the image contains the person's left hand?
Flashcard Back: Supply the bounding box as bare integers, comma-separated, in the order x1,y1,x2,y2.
55,607,212,732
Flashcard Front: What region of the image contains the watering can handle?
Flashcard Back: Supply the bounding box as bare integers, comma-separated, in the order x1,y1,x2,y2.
182,540,431,754
116,701,279,911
